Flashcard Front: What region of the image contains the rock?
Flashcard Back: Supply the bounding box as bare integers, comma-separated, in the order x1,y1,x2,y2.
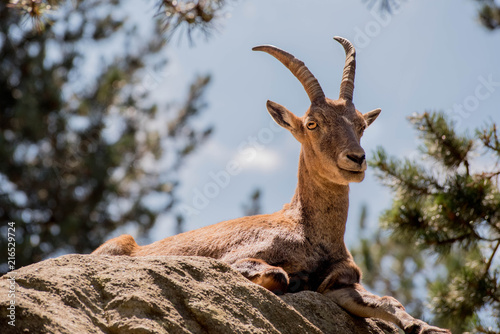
0,255,398,334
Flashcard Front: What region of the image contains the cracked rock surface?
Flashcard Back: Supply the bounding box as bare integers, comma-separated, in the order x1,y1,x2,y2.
0,254,398,334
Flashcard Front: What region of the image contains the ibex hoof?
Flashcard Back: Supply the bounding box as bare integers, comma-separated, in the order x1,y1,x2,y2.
404,321,451,334
252,267,289,295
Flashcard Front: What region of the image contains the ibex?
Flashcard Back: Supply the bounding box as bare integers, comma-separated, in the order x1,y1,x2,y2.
93,37,451,334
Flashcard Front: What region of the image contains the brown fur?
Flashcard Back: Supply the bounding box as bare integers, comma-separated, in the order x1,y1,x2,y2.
92,39,450,334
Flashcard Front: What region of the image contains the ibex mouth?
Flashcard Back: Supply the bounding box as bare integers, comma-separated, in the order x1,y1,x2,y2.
340,168,364,174
337,165,365,177
337,164,366,174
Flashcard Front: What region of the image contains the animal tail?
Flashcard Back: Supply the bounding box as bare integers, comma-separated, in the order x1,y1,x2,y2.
91,234,139,256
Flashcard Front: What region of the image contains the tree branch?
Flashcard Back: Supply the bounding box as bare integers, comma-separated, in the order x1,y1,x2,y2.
484,240,500,276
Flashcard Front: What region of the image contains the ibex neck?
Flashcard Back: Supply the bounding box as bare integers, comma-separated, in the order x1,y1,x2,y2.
288,151,350,241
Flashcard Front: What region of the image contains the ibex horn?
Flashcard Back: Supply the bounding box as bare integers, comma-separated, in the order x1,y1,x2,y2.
252,45,325,103
334,36,356,102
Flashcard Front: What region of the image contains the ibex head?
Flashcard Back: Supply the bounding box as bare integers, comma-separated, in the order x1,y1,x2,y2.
253,37,381,185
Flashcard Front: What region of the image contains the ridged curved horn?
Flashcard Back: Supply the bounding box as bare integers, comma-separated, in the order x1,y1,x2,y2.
334,36,356,102
252,45,325,103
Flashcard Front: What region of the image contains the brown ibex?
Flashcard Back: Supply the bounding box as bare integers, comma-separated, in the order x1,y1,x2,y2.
93,37,451,334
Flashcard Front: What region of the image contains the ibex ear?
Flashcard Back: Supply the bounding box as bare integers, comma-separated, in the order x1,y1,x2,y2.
363,108,381,127
266,100,302,132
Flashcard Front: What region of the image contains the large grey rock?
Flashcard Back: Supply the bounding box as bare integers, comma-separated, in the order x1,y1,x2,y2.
0,255,398,333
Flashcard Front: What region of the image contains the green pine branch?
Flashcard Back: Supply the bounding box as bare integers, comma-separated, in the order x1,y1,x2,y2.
409,112,474,172
366,111,500,332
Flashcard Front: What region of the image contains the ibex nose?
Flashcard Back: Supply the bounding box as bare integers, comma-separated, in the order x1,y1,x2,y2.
339,149,367,172
346,154,366,165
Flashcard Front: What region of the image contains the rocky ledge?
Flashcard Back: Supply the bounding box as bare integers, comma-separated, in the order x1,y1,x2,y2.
0,254,397,333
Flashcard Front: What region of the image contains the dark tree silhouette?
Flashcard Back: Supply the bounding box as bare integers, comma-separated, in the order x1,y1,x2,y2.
0,0,226,273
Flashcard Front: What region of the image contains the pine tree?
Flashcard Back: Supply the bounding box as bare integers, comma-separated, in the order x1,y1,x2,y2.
353,112,500,333
0,0,224,273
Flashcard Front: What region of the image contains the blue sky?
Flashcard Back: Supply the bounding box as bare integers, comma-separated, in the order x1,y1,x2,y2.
144,0,500,248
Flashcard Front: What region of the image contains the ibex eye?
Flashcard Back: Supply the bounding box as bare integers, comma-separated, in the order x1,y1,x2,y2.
307,121,317,130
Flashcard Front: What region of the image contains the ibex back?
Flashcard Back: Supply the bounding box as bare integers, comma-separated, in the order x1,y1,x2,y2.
93,37,451,334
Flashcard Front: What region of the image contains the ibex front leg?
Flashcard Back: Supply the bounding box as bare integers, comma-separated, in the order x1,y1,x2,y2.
324,283,451,334
230,258,289,295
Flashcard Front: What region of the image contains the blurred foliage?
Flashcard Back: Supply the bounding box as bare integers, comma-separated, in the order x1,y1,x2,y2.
475,0,500,30
8,0,230,38
242,188,261,216
363,0,500,31
0,0,223,273
351,204,427,320
353,112,500,333
161,0,229,41
362,0,402,13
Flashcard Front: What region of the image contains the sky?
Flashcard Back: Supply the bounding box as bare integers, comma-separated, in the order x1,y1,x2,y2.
142,0,500,248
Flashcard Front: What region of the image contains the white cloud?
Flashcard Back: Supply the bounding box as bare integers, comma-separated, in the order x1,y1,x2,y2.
233,147,281,172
